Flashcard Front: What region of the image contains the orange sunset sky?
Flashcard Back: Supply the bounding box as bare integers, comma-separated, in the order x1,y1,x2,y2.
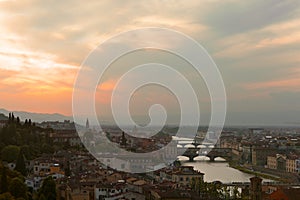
1,0,300,125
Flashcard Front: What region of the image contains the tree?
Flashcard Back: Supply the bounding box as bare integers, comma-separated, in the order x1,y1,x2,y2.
1,146,20,163
8,178,27,200
64,161,71,177
38,195,46,200
0,192,15,200
0,167,8,193
38,177,56,200
16,117,20,125
173,160,181,167
14,150,27,176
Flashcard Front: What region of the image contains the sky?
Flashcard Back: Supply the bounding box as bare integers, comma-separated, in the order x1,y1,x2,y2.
0,0,300,126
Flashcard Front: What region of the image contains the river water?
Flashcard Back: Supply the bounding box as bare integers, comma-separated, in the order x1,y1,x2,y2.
178,156,270,183
175,136,272,183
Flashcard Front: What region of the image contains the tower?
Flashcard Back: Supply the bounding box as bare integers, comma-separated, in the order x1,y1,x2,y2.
120,131,127,147
86,118,90,130
250,176,262,200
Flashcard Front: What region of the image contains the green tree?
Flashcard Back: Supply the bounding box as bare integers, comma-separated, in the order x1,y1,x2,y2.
8,178,27,200
38,195,46,200
11,114,14,122
0,167,8,193
0,192,15,200
64,161,71,177
14,150,27,176
173,160,181,167
1,124,17,145
16,117,20,125
38,177,56,200
1,146,20,163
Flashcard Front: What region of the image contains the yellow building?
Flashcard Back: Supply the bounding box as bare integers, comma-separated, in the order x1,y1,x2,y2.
50,163,65,175
171,166,204,187
267,156,277,170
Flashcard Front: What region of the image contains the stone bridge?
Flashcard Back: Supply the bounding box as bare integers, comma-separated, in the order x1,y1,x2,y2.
181,147,232,162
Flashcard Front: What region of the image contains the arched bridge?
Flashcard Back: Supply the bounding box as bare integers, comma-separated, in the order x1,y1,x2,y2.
181,147,232,162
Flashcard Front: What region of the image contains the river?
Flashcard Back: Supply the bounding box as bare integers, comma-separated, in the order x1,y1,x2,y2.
178,156,271,183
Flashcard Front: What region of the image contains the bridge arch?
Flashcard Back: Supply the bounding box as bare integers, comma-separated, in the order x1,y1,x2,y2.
184,144,196,148
194,156,210,161
177,155,190,161
214,157,226,161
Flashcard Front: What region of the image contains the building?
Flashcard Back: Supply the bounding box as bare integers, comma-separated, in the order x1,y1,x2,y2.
267,156,277,170
25,176,43,191
50,131,82,147
265,187,300,200
34,158,52,176
34,157,64,177
94,183,126,200
296,159,300,173
286,155,299,173
252,147,277,166
267,154,300,173
171,166,204,187
38,120,76,130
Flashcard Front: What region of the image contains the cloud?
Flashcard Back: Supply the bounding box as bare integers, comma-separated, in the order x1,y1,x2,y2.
202,0,300,36
0,0,300,124
244,78,300,91
98,79,116,91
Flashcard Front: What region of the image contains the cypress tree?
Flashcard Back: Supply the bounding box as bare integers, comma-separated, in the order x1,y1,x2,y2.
11,113,14,122
0,167,8,193
15,150,27,176
38,176,56,200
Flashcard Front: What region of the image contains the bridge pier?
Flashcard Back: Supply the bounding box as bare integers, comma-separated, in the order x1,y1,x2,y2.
209,156,215,162
188,156,194,162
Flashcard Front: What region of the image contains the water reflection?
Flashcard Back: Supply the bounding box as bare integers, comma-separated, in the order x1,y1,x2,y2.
179,159,271,183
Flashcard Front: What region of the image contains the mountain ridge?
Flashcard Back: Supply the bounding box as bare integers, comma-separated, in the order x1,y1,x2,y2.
0,108,72,123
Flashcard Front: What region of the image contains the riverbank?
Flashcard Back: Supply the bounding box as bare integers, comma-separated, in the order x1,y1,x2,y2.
182,161,258,183
228,161,286,182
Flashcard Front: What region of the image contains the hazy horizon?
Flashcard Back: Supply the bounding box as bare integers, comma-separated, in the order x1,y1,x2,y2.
1,108,300,128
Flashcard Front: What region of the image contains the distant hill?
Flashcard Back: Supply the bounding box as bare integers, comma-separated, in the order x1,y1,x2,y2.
0,108,72,123
0,113,8,120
